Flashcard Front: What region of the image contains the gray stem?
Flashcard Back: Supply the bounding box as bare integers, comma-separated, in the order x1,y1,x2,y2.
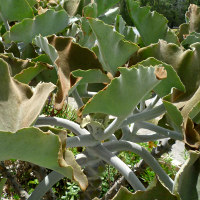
28,171,64,200
67,134,99,148
28,154,88,200
103,140,174,191
95,117,124,141
35,116,89,136
121,125,166,142
88,144,146,191
121,104,165,127
137,121,183,140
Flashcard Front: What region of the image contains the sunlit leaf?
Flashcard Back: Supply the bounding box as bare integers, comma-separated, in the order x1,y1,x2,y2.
0,127,87,190
126,0,179,46
0,0,34,22
47,35,102,110
82,66,162,117
138,40,200,101
132,57,185,97
0,58,55,132
3,9,70,44
88,18,139,75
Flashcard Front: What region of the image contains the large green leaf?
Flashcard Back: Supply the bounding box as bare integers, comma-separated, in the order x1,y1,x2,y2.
126,0,178,46
173,151,200,200
0,58,55,132
82,66,162,117
182,32,200,48
0,53,52,84
138,40,200,101
83,0,120,17
0,0,34,22
163,100,183,128
33,35,58,64
115,15,142,44
78,17,96,49
133,58,185,97
0,127,88,190
63,0,81,16
88,18,139,75
3,9,70,44
14,63,50,84
95,0,120,16
69,69,110,94
47,35,102,110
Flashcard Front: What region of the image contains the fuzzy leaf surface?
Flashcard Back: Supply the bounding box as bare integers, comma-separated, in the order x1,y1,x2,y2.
82,66,161,117
126,0,178,46
3,9,70,44
182,32,200,47
133,58,185,97
48,35,102,110
88,18,139,75
33,35,58,64
0,127,87,190
186,4,200,33
138,40,200,101
0,58,55,132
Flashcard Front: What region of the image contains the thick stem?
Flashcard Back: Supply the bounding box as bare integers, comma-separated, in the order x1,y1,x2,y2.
103,140,174,191
35,117,90,136
88,144,146,191
121,125,166,142
95,117,124,141
137,121,183,140
121,104,165,127
67,134,99,148
28,171,64,200
28,154,88,200
102,138,174,200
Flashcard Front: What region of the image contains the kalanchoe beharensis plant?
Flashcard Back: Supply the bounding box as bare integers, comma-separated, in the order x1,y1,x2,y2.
0,0,200,199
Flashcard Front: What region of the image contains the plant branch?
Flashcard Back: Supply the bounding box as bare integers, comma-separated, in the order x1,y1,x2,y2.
137,121,183,140
88,144,146,191
121,125,167,142
121,104,165,127
66,134,99,148
28,171,64,200
102,138,174,200
28,152,90,200
103,140,174,191
35,116,90,136
94,117,125,141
